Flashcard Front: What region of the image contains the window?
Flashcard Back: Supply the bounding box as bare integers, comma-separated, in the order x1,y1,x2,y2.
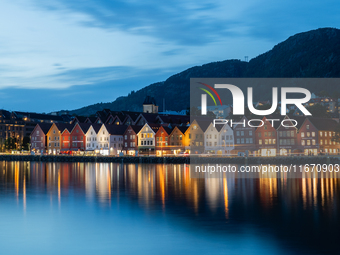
320,132,323,137
236,139,240,144
306,125,309,130
241,131,244,136
320,140,323,145
265,139,268,145
301,140,305,146
258,133,262,138
259,139,262,145
312,139,316,145
249,131,252,136
307,140,311,146
301,132,305,138
312,132,315,137
291,131,294,137
241,138,244,144
236,131,240,136
125,135,127,139
307,132,310,137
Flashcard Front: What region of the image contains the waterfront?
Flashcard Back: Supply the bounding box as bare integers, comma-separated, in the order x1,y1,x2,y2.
0,161,339,254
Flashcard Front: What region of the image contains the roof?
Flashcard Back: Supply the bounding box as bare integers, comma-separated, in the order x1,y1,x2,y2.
0,109,12,120
37,123,53,134
286,115,306,130
195,120,212,132
127,125,143,134
158,114,190,125
91,123,102,133
177,126,189,134
73,116,88,123
78,123,92,134
122,111,141,122
56,123,75,133
135,113,159,124
143,96,157,105
104,124,128,135
307,117,339,131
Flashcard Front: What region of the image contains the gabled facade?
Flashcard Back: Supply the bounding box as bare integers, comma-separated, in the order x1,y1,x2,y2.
155,126,171,156
46,123,63,154
123,125,142,155
30,123,52,153
168,126,186,154
297,118,319,156
69,123,88,151
85,124,101,151
255,117,277,157
61,126,72,151
189,120,207,154
106,125,127,155
137,123,158,154
232,116,256,155
97,124,110,154
204,123,234,155
277,115,301,156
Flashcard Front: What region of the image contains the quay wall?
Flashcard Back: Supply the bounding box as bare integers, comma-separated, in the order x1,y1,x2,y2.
0,155,339,164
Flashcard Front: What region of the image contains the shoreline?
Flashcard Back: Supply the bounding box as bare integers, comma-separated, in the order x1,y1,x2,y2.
0,154,340,164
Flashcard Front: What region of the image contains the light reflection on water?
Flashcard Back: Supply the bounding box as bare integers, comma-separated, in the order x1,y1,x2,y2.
0,161,339,254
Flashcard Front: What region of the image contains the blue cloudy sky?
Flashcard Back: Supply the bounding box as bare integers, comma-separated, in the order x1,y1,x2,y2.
0,0,340,113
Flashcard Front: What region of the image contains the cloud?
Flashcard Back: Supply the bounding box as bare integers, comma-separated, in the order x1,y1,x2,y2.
32,0,244,46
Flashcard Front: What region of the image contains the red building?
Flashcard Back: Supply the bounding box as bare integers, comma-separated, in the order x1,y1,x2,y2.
69,123,91,151
123,125,142,155
255,116,280,157
155,126,172,156
61,124,74,151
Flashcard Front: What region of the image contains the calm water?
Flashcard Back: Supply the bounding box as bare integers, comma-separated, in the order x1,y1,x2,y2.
0,161,339,255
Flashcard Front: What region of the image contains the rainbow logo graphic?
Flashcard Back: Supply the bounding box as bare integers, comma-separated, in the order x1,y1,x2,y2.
198,82,223,106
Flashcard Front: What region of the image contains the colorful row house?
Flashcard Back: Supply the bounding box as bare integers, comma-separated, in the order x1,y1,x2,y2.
31,115,340,157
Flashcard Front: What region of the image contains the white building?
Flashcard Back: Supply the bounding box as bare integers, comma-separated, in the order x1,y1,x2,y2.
137,123,159,154
85,124,101,151
97,124,110,155
204,122,234,155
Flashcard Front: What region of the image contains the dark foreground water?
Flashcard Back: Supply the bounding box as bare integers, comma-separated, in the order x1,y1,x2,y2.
0,161,339,255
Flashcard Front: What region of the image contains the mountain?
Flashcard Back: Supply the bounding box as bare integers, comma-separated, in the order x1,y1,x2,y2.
66,27,340,116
